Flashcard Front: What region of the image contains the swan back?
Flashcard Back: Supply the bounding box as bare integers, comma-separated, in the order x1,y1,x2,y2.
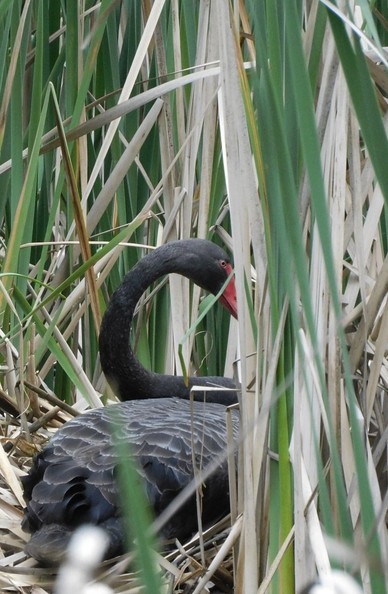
22,398,239,563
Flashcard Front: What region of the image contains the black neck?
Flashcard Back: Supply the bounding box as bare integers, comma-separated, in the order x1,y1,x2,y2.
99,244,238,405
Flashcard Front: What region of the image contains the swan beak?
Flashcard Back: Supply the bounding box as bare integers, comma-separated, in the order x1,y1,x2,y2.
220,266,238,318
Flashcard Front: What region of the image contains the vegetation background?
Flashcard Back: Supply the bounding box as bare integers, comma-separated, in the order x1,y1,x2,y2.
0,1,387,593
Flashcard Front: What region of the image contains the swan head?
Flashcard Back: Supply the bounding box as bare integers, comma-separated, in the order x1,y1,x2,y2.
168,239,238,318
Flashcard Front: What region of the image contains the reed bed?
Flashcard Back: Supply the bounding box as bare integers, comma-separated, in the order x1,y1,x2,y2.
0,1,387,593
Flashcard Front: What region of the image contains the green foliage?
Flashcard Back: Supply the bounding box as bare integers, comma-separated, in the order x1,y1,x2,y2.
1,1,388,592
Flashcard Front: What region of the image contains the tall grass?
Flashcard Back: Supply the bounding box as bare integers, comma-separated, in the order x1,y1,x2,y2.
0,1,387,593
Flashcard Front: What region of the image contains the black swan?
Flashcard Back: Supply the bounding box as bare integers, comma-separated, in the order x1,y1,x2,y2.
22,239,239,564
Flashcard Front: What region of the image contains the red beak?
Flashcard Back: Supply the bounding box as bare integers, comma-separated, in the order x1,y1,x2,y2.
219,264,238,319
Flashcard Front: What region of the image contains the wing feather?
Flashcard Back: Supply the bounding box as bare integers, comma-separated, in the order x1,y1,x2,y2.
23,398,239,558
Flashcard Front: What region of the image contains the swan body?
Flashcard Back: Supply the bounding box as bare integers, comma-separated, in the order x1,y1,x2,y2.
22,239,239,564
22,399,239,563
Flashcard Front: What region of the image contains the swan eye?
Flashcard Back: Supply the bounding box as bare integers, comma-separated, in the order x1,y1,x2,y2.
220,260,227,268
